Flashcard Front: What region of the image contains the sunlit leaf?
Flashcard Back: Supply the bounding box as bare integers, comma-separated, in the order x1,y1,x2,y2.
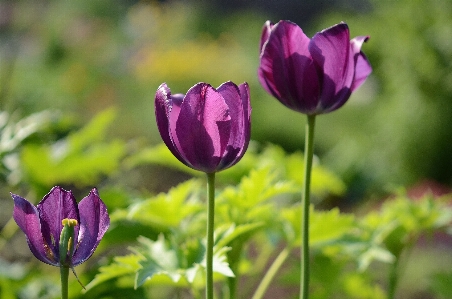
125,179,203,229
280,205,356,248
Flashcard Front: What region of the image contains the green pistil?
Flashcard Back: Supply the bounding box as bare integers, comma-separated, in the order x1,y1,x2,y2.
59,218,78,266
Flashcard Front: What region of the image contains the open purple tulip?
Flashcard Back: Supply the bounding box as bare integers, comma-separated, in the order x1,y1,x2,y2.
155,81,251,173
11,186,109,267
258,20,372,115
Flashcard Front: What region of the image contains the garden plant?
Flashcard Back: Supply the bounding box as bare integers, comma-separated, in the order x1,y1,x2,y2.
1,1,452,299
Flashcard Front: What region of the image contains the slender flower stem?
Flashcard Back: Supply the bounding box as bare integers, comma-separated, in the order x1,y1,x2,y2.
301,114,316,299
206,172,216,299
60,266,70,299
387,256,399,299
251,246,291,299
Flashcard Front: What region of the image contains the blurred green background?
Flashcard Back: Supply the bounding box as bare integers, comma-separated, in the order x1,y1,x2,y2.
2,0,452,200
1,0,452,298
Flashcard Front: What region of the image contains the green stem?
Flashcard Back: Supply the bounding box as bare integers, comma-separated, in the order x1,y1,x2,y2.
60,266,70,299
388,254,401,299
251,246,291,299
206,172,216,299
301,114,316,299
227,239,243,299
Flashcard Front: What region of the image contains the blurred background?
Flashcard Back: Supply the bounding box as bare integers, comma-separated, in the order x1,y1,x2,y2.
0,0,452,199
2,0,452,198
1,0,452,297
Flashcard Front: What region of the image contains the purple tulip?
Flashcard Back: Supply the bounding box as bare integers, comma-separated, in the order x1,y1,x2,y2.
11,186,109,267
258,20,372,115
155,81,251,173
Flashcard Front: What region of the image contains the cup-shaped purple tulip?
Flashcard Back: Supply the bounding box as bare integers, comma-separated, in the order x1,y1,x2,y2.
258,20,372,115
11,186,110,268
155,81,251,173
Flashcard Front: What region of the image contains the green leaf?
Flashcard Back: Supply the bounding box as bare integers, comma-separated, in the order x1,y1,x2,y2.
134,235,234,288
214,222,265,249
84,254,141,292
216,167,298,224
361,195,452,257
124,179,203,229
252,144,346,198
135,235,182,287
280,205,356,248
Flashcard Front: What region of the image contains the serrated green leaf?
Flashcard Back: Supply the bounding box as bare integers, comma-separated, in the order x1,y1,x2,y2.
216,167,298,224
135,235,181,287
125,179,203,229
280,205,356,248
251,144,346,198
214,222,265,249
134,234,234,288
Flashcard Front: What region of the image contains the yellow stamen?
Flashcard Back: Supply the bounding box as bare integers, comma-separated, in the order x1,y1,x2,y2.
62,218,78,227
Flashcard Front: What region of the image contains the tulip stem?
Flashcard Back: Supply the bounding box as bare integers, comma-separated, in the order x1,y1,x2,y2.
206,172,216,299
301,114,316,299
60,266,69,299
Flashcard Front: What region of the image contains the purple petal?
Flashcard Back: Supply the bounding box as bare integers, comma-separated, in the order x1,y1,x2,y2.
216,82,251,170
350,36,372,91
72,188,109,266
37,186,79,262
310,22,355,111
12,193,59,265
174,83,231,172
259,21,274,54
258,20,320,113
155,83,188,165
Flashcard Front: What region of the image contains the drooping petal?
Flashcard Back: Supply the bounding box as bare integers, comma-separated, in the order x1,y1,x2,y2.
350,36,372,91
12,194,58,265
258,20,320,113
155,83,187,165
259,20,274,53
72,188,109,266
37,186,79,262
310,22,355,111
174,83,231,172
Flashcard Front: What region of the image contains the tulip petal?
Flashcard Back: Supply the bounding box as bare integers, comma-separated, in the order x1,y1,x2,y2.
37,186,80,262
155,83,188,165
259,21,274,53
310,22,355,111
72,188,109,266
259,20,320,113
350,36,372,91
174,83,231,172
216,82,251,170
12,194,58,265
216,82,243,169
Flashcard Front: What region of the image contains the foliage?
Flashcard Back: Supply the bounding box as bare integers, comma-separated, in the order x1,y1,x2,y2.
1,1,452,299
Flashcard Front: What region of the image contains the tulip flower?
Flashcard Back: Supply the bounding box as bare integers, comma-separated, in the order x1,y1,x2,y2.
258,20,372,115
12,186,109,298
257,20,371,299
155,81,251,174
155,81,251,299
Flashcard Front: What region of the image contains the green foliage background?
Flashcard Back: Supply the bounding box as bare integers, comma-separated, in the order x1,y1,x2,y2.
1,0,452,298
